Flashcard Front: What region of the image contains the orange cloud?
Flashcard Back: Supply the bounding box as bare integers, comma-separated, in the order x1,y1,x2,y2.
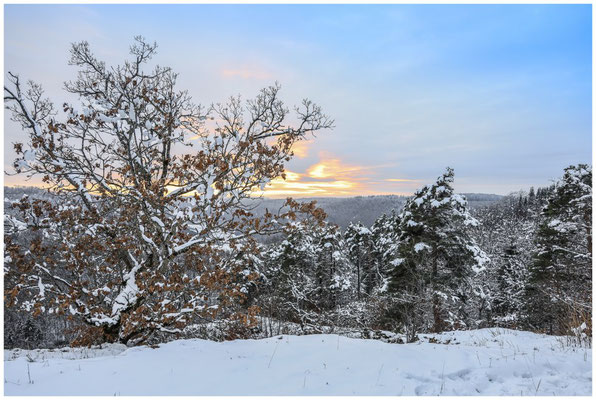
258,155,419,198
256,169,357,198
306,159,361,179
306,158,391,180
291,139,313,159
385,178,420,182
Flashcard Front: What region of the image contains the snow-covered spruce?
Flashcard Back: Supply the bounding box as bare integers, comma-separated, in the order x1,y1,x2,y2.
387,168,489,342
525,164,592,335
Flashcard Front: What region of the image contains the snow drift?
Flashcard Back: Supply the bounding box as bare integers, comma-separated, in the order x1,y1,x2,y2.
4,328,591,396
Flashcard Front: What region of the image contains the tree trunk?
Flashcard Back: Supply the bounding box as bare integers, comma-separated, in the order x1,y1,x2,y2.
356,255,361,300
431,255,443,333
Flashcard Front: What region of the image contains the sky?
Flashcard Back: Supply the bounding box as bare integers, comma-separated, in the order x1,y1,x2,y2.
3,4,592,197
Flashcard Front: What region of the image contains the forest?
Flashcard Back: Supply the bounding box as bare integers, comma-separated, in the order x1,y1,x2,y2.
4,164,592,349
3,37,592,351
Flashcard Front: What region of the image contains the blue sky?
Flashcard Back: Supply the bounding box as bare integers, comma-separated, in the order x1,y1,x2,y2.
4,4,592,196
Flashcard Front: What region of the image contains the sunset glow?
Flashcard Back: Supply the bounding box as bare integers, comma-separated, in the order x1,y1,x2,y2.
253,154,421,198
291,139,313,159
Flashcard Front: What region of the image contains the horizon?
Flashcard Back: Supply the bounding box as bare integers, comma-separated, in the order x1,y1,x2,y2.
2,183,535,200
4,4,592,196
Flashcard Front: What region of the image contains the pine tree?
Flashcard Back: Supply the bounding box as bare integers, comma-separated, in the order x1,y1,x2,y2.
525,164,592,334
528,187,536,206
388,168,488,340
490,241,528,327
471,191,538,328
313,224,352,312
260,220,352,329
263,222,318,326
344,222,374,299
370,211,400,294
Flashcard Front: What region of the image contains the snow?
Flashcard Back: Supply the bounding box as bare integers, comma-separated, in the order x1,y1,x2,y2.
466,243,490,272
110,257,142,323
151,216,165,228
355,225,371,235
23,149,36,161
414,242,430,253
430,199,444,208
390,257,405,266
5,344,128,362
4,329,591,396
36,277,45,298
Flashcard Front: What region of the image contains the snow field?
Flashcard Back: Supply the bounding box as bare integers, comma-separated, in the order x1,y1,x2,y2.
4,328,591,396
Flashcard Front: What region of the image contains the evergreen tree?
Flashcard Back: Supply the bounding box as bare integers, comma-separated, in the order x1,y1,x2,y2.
471,191,537,328
370,211,400,294
388,168,489,340
261,221,352,329
344,222,374,299
313,223,352,312
260,222,318,327
491,241,528,327
525,164,592,334
528,187,536,205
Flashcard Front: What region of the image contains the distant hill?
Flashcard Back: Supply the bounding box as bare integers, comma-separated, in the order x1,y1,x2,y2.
4,187,502,230
255,193,502,229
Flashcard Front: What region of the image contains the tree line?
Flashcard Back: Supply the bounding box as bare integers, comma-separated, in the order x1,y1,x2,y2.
5,164,591,347
249,165,591,344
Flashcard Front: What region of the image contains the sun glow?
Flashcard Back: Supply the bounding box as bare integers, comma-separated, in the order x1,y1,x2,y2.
257,155,420,198
291,139,313,159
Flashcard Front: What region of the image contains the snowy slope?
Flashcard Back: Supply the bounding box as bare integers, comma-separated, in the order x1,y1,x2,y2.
4,328,591,396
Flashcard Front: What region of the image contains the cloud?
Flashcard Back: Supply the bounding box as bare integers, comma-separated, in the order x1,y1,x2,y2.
385,178,419,182
291,139,313,159
261,173,356,197
258,153,419,198
306,155,393,180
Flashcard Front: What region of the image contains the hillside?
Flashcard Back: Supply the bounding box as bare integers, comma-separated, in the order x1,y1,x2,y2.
4,187,501,230
251,193,501,229
4,328,591,396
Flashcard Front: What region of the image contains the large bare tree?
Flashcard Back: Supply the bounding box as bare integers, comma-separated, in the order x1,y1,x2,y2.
4,36,332,345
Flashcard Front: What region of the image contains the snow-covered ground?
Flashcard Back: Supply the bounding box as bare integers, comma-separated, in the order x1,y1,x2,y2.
4,328,591,396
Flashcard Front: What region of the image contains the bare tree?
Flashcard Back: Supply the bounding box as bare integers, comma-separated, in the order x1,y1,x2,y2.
4,36,332,345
